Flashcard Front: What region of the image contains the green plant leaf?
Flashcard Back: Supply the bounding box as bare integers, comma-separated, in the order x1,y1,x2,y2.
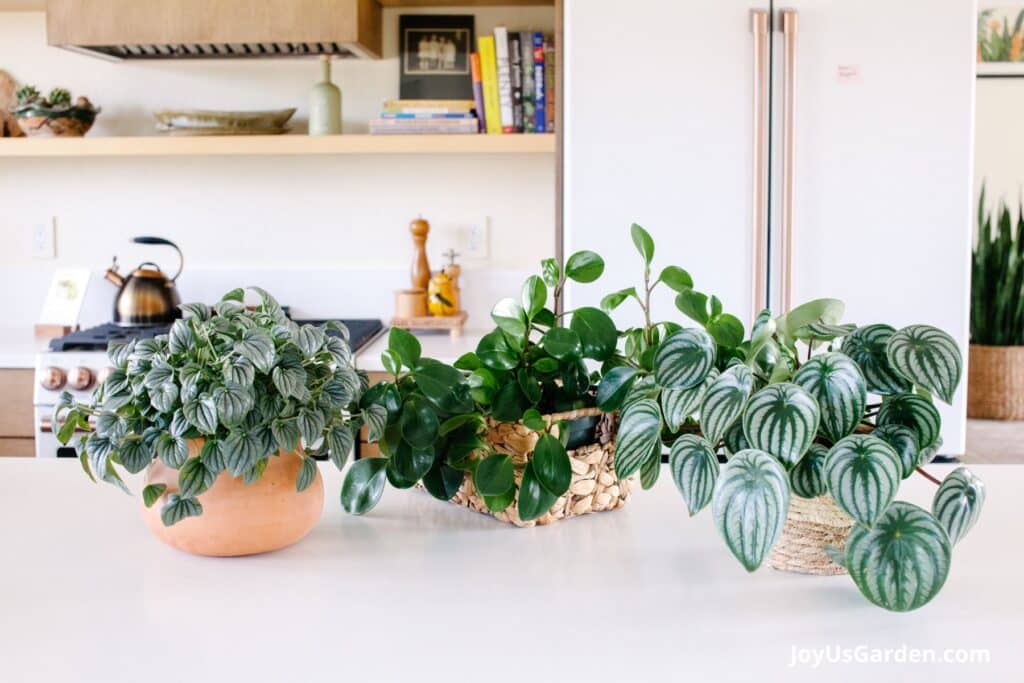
160,494,203,527
412,359,474,414
748,309,776,359
712,449,789,571
518,461,558,521
388,326,421,369
340,457,388,515
675,290,709,325
886,325,962,405
541,327,583,361
706,314,745,349
400,396,439,449
792,352,867,443
932,466,985,545
148,382,178,414
570,307,617,361
154,433,189,469
640,443,661,489
668,434,718,516
741,383,820,466
824,434,901,526
597,366,639,412
178,456,216,497
387,442,434,489
533,433,571,496
653,328,716,389
789,443,827,498
213,382,254,427
630,223,655,266
564,250,605,283
297,408,326,447
482,486,516,513
234,328,276,374
700,365,754,445
876,393,941,450
658,265,693,293
117,438,152,474
840,324,911,396
723,422,749,456
776,298,845,344
918,437,943,466
440,413,485,437
422,461,464,501
491,382,528,422
521,409,547,431
272,356,308,401
796,322,856,341
223,429,263,476
614,398,662,479
142,483,167,508
295,456,318,492
473,453,515,497
521,275,548,318
872,424,919,479
845,502,951,612
491,297,528,338
476,330,519,371
541,258,560,287
364,404,388,443
601,287,638,312
660,368,718,432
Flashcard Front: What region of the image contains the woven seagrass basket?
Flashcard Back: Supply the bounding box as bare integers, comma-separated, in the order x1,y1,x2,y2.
767,494,854,575
444,408,633,528
967,344,1024,420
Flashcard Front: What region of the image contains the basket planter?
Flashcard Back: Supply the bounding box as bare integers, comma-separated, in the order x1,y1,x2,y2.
441,408,633,528
967,344,1024,420
767,494,854,575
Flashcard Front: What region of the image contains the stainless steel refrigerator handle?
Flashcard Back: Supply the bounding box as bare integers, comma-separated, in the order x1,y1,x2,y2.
750,9,770,324
780,9,799,312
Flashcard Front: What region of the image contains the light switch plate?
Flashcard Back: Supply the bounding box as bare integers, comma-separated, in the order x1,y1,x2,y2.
463,217,490,259
32,219,56,260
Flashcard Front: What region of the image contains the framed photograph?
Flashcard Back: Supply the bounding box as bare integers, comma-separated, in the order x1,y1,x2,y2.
978,5,1024,77
399,15,474,100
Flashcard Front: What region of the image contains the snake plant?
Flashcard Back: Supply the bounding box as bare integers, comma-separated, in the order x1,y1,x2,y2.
972,185,1024,345
600,224,984,611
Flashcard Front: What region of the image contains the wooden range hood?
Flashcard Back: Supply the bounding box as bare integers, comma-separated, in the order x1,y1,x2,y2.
46,0,382,61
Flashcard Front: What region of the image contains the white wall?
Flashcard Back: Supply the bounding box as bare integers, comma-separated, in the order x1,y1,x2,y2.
975,79,1024,220
0,7,554,328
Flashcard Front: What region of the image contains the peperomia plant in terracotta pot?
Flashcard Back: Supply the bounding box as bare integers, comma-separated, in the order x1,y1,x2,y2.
598,224,985,611
56,287,367,556
342,250,631,526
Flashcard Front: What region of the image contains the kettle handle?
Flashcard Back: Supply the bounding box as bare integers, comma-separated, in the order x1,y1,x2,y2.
132,236,183,282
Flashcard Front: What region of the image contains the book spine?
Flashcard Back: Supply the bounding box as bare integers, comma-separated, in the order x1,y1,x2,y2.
544,40,555,133
493,26,514,134
379,113,476,119
478,36,502,135
509,32,524,133
382,99,475,110
532,32,546,134
520,31,536,134
470,52,486,133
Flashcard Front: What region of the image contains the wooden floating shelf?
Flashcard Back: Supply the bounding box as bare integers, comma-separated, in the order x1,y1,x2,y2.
0,134,556,158
1,0,554,9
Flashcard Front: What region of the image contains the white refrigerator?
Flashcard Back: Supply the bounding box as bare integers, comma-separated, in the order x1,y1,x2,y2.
563,0,976,452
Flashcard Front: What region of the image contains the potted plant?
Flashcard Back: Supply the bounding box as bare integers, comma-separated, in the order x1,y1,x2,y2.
595,225,983,611
341,250,631,526
56,287,366,556
11,84,100,137
968,186,1024,419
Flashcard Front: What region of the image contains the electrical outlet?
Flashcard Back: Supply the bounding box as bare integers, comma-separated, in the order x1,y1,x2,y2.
463,218,490,259
32,219,56,260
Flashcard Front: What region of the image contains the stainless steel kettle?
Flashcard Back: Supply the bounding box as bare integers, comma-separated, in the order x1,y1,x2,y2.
104,236,183,326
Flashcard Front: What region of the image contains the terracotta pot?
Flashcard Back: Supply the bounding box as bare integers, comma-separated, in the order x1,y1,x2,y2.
141,440,323,557
967,344,1024,420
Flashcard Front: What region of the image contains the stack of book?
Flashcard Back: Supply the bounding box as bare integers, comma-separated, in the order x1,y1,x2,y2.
370,100,480,135
475,28,555,134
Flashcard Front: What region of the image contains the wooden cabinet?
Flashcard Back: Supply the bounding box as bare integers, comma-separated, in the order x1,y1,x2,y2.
0,369,34,457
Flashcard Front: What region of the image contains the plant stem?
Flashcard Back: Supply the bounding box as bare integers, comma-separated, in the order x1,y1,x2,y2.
915,466,942,487
642,268,653,344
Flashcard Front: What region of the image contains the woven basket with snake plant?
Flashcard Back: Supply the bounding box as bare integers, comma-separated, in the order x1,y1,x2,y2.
444,408,633,528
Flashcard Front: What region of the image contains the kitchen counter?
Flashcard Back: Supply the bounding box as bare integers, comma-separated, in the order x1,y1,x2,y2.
0,461,1019,682
0,327,46,369
354,328,483,372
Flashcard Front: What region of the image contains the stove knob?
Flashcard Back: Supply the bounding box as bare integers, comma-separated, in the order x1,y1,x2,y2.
40,366,67,391
68,367,94,391
96,367,115,385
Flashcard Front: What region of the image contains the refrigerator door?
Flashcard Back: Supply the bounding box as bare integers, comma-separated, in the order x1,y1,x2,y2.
563,0,771,329
769,0,975,453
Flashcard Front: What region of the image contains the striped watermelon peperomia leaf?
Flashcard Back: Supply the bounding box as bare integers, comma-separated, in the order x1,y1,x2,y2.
789,443,828,499
668,434,719,516
653,328,716,390
876,393,941,451
886,324,962,405
845,502,952,611
792,352,867,444
824,434,901,526
872,424,919,479
700,365,754,446
932,466,986,545
661,368,719,432
840,324,911,396
742,383,820,467
614,398,663,479
712,449,789,572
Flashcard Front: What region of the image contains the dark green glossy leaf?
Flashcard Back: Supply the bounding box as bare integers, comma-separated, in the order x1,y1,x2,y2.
422,461,464,501
541,327,583,361
533,433,571,496
521,275,548,318
400,396,439,449
518,461,558,521
178,456,216,497
413,358,474,414
473,453,515,497
476,330,519,371
387,442,434,489
675,290,709,325
570,307,617,361
630,223,655,266
491,297,528,337
565,250,605,283
160,494,203,527
706,313,744,349
491,382,529,422
521,408,547,431
340,457,388,515
659,265,693,293
596,366,639,412
388,326,421,368
142,483,167,508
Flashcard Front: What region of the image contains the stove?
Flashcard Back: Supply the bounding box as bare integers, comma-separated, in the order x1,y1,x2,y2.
33,318,384,458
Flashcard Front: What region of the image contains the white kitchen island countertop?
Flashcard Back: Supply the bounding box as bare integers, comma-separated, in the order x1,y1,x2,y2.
355,328,483,372
0,460,1020,683
0,327,47,369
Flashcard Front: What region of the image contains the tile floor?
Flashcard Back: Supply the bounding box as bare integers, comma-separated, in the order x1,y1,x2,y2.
964,419,1024,464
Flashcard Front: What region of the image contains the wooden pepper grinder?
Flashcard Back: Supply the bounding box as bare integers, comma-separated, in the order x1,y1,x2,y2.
409,217,431,291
